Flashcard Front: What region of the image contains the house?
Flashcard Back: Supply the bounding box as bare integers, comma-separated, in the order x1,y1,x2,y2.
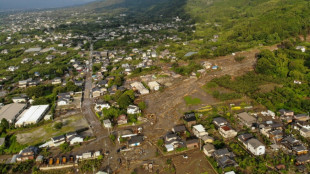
237,112,256,128
164,133,184,148
238,133,253,146
82,152,92,159
213,117,228,128
95,101,110,112
66,132,77,139
172,125,186,134
203,143,215,157
51,135,66,147
279,109,294,117
183,113,196,127
201,135,214,144
292,145,308,155
52,77,62,85
213,148,237,168
219,126,237,138
119,129,137,138
294,114,310,121
148,81,160,91
296,154,310,165
165,144,174,152
130,82,149,95
12,97,27,103
186,139,199,149
68,135,84,145
16,146,39,162
127,105,141,114
128,135,144,147
46,55,56,60
117,115,128,125
103,119,112,128
300,128,310,138
296,46,306,53
92,87,102,98
18,80,28,88
246,138,265,156
192,124,208,138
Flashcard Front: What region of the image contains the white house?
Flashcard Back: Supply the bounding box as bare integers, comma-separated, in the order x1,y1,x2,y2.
192,124,208,138
148,81,160,91
95,102,110,112
246,138,265,156
68,135,84,145
130,82,149,95
127,105,141,115
296,46,306,53
219,126,237,138
103,119,112,128
165,144,174,152
12,97,27,103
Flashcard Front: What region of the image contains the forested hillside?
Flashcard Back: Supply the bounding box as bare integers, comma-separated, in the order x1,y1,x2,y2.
186,0,310,55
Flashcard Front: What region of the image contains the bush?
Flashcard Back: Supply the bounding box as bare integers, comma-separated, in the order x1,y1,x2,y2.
234,56,245,62
54,122,63,130
59,142,72,153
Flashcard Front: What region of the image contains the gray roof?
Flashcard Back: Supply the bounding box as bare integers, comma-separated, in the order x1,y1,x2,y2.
0,138,5,146
129,135,144,144
247,138,264,149
213,117,227,126
0,103,26,121
237,112,256,124
203,143,215,151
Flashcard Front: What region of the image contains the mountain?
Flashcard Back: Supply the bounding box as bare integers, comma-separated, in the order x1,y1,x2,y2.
76,0,310,55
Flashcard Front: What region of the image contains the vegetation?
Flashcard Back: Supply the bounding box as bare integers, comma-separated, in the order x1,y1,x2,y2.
186,0,310,56
59,142,72,153
212,44,310,113
184,96,201,105
79,159,102,173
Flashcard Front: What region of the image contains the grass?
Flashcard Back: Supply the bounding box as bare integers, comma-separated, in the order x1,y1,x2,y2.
184,96,201,105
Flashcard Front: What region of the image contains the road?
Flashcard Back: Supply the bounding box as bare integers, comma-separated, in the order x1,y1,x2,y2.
82,42,106,139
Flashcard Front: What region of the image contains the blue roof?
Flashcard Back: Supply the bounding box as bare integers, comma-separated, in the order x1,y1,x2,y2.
184,52,198,57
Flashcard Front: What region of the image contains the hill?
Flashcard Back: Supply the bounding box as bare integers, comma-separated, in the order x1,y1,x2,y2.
76,0,310,55
186,0,310,56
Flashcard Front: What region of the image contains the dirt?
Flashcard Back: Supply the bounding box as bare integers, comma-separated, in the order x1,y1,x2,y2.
172,150,217,174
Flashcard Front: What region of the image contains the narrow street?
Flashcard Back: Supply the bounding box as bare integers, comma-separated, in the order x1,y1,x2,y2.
82,42,107,139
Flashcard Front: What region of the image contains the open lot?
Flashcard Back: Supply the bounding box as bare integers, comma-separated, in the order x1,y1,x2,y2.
16,114,89,145
172,150,217,174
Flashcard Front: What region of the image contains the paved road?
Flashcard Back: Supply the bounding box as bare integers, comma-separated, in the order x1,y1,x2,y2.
81,43,107,139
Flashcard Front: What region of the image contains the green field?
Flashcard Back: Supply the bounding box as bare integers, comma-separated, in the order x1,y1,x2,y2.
16,115,89,145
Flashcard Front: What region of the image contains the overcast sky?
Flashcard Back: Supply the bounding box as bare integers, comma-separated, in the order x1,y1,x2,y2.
0,0,97,10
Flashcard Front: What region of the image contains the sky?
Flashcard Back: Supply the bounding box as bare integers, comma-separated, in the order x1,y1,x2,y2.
0,0,97,10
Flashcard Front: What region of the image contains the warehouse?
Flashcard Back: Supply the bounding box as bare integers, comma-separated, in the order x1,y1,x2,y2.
0,103,27,123
15,105,49,127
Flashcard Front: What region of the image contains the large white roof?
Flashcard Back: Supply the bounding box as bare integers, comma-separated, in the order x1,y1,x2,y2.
15,105,49,126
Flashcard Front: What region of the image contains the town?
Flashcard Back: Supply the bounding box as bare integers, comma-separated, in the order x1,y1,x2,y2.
0,0,310,174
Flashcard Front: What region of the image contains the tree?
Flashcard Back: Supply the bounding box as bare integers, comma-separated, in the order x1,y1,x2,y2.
65,81,79,92
54,122,63,130
0,119,9,130
113,76,123,86
59,142,72,153
138,101,146,110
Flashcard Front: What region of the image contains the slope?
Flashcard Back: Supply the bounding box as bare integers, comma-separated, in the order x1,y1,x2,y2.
185,0,310,56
